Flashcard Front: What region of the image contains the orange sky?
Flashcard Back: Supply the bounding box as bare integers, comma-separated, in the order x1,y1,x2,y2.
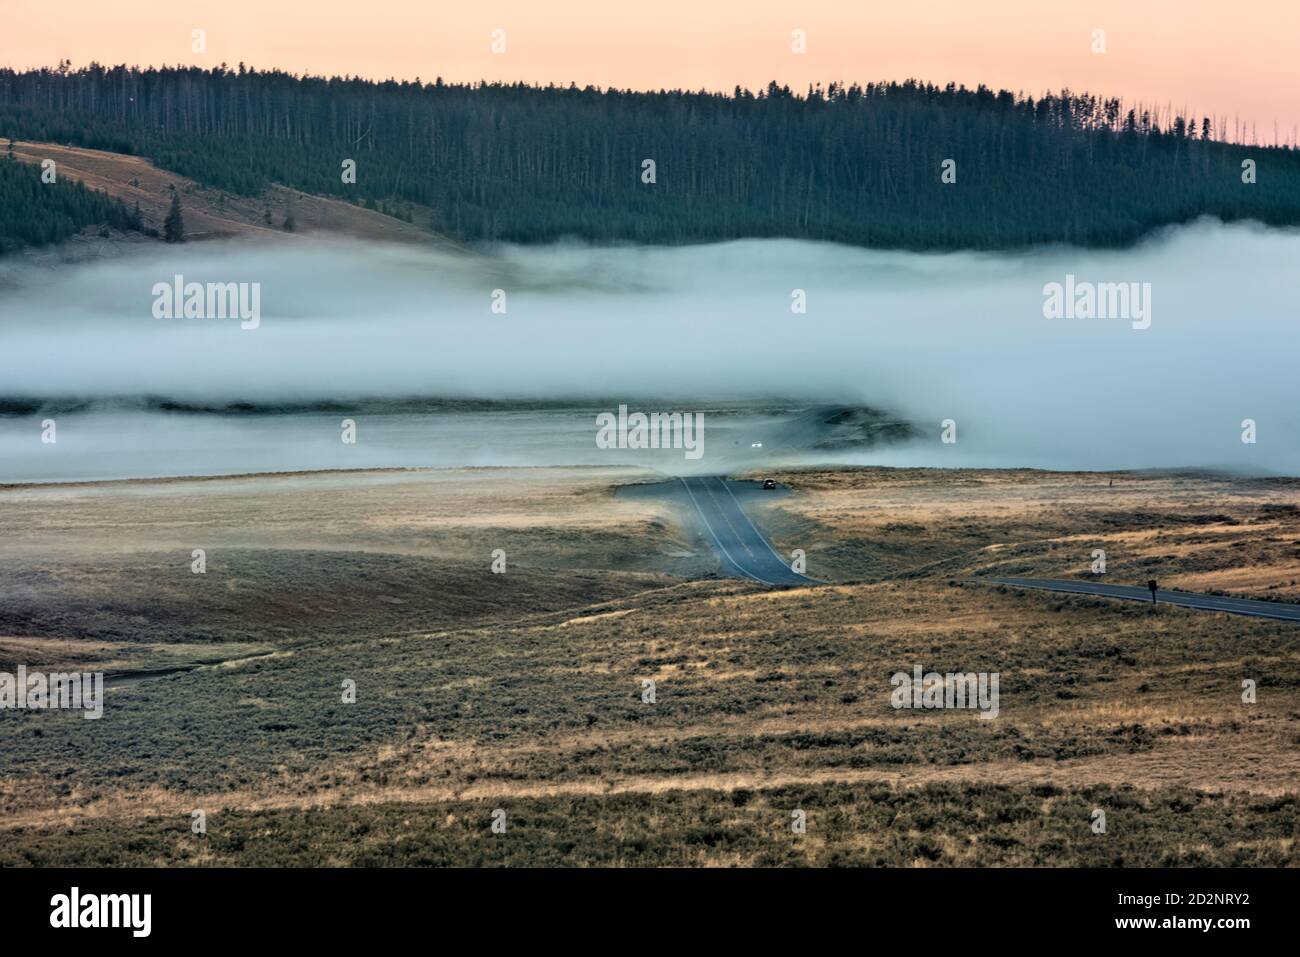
2,0,1296,143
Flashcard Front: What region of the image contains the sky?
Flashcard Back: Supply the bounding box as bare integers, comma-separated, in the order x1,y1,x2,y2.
2,0,1297,143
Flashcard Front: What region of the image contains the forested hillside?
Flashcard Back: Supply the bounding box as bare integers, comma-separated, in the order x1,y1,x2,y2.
2,62,1299,250
0,144,143,252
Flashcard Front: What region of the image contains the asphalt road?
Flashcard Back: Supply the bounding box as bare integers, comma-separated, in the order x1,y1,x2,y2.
678,475,815,586
986,577,1300,623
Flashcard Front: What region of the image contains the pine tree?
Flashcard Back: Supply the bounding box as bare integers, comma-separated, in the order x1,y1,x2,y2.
163,188,185,243
282,194,296,232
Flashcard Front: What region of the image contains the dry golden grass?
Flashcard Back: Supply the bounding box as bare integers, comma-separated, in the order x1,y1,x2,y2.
1,465,1296,865
748,466,1300,599
10,140,453,245
0,466,672,562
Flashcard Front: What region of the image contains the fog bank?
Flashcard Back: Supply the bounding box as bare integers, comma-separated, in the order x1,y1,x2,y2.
1,218,1298,473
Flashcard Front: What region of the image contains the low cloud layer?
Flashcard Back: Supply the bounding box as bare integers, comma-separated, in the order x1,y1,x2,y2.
2,218,1298,473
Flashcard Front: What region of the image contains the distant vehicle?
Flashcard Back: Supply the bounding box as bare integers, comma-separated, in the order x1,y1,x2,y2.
751,442,763,448
762,479,777,490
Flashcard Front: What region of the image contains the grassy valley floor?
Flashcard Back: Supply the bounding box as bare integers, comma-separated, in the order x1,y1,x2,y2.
1,466,1296,866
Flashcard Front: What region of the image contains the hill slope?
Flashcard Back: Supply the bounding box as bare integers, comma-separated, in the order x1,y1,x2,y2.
8,141,449,248
3,65,1300,250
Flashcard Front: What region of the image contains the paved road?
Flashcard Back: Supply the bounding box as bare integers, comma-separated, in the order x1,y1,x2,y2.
678,476,815,586
985,577,1300,623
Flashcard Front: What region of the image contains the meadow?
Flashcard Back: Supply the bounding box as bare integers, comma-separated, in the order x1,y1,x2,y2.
1,466,1296,866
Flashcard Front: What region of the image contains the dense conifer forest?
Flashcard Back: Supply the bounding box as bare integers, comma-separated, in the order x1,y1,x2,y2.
0,143,143,253
1,62,1298,251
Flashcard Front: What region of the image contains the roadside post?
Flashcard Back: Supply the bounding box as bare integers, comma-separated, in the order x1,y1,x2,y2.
1147,579,1158,604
